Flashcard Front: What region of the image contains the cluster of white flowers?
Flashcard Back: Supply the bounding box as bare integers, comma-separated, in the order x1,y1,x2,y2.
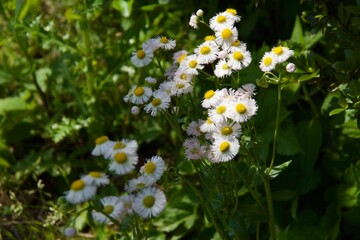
183,84,258,163
65,136,167,226
259,46,294,72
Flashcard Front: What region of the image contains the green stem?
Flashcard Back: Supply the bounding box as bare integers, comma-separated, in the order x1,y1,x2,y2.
261,174,276,240
267,82,282,175
181,176,229,240
301,84,319,117
163,111,184,142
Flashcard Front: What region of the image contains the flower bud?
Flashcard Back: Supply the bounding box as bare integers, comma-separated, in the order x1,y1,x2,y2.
196,9,204,17
131,106,140,115
286,63,296,73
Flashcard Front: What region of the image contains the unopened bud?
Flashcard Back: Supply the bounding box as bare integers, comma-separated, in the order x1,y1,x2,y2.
286,63,296,73
196,9,204,17
131,106,140,115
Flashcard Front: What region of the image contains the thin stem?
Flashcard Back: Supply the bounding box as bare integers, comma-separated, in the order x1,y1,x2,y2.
267,81,282,175
261,174,276,240
301,84,319,117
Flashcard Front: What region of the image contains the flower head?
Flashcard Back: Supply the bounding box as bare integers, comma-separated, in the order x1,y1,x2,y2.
140,156,166,182
144,90,171,116
65,179,97,204
131,48,154,67
108,151,138,175
92,196,124,224
91,136,115,156
124,85,153,105
210,137,240,163
271,46,294,63
81,171,110,187
133,187,167,219
259,52,278,72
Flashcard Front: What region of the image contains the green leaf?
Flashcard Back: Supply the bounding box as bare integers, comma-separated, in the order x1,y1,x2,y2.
290,16,304,44
112,0,134,17
0,157,10,168
329,108,345,116
140,4,159,11
266,160,292,179
297,70,320,82
277,127,301,156
345,6,360,15
0,97,27,115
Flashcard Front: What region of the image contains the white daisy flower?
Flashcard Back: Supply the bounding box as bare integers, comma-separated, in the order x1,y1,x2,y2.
144,90,171,116
271,46,294,63
200,117,217,133
108,151,138,175
156,36,176,50
81,171,110,187
225,97,258,123
125,175,156,193
104,139,138,159
172,50,188,64
91,136,115,156
259,52,278,72
218,50,228,59
133,187,166,219
145,77,157,84
186,120,204,137
119,194,134,215
215,27,238,48
159,81,173,95
210,137,240,163
223,8,241,23
180,54,204,75
208,102,230,124
169,79,193,96
124,85,153,105
228,48,252,70
183,137,207,160
238,83,257,98
189,14,199,29
92,196,124,224
214,59,233,78
142,38,161,52
173,69,194,83
204,35,216,42
130,48,154,67
210,12,235,31
212,121,242,140
201,89,226,109
140,156,166,182
194,41,219,64
65,179,97,204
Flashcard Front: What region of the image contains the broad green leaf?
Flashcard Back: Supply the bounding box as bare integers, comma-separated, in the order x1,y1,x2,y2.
277,127,301,156
290,16,304,44
345,6,360,15
140,4,159,11
112,0,134,17
329,108,345,116
0,157,10,168
266,160,292,179
0,97,27,114
297,70,320,82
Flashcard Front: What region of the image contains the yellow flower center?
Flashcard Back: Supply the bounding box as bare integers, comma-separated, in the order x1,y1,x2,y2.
222,63,230,70
206,118,213,124
236,103,247,113
144,161,156,174
219,142,230,152
221,28,232,39
136,183,145,189
204,35,215,41
226,8,237,15
216,15,226,23
180,73,187,80
216,105,226,114
233,51,243,60
134,86,145,96
70,179,86,191
232,40,241,46
151,98,161,106
114,152,127,164
143,195,155,208
113,141,126,149
176,83,185,89
204,90,215,99
177,54,187,64
95,136,109,145
89,171,102,178
189,60,198,68
160,36,168,44
221,126,233,135
263,57,272,66
200,46,211,55
272,46,283,55
103,205,114,214
136,50,145,59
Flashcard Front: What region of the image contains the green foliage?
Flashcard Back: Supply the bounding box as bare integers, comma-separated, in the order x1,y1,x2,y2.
0,0,360,239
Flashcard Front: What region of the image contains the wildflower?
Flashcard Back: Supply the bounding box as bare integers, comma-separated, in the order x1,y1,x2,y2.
144,90,171,116
271,46,294,63
92,196,124,224
183,137,207,160
286,62,296,72
119,194,134,215
140,156,166,182
201,89,224,109
131,48,154,67
226,97,258,123
169,78,193,96
131,106,140,115
104,139,138,159
180,54,204,75
124,85,153,105
259,52,277,72
156,36,176,50
200,117,217,133
125,175,156,193
172,50,188,64
133,187,167,219
145,77,157,84
189,14,199,29
186,120,204,137
91,136,114,156
210,12,235,31
223,8,241,22
108,151,138,175
228,48,252,70
212,121,242,140
215,26,238,47
208,102,230,124
81,171,109,187
214,59,233,78
238,83,257,98
173,69,194,83
159,81,173,95
194,41,219,64
210,137,240,163
196,9,204,17
65,179,97,204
